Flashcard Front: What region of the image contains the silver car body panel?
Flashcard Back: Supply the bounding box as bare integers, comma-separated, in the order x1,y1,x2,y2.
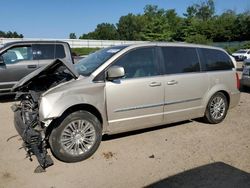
33,42,240,135
105,76,165,133
39,76,109,133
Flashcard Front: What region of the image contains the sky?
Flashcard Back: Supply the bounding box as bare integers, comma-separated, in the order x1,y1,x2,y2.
1,0,250,39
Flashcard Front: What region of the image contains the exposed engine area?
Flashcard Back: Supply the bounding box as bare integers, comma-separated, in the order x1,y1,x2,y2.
12,60,77,172
14,61,74,93
12,92,53,172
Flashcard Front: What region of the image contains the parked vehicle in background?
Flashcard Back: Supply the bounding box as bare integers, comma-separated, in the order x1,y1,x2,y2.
12,42,240,171
241,62,250,89
0,41,73,94
232,49,250,61
242,58,250,69
230,55,237,68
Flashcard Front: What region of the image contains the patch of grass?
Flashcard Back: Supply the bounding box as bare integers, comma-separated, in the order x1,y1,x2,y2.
224,46,239,54
71,48,100,56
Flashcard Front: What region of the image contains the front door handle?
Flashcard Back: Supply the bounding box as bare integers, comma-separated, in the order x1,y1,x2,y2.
167,80,178,85
149,82,162,87
27,65,37,69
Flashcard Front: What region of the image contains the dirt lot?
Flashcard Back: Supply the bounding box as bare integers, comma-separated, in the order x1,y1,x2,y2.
0,90,250,187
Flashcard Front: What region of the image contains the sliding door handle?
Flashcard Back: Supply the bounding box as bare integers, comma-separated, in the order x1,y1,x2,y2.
167,80,178,85
149,82,162,87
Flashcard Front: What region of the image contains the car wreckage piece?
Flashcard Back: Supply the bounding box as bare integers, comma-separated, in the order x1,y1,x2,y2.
11,59,78,172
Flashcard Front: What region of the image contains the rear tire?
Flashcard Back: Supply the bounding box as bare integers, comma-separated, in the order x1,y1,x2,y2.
49,110,102,162
203,92,229,124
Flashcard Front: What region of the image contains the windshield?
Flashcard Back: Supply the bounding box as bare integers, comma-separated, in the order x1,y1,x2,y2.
235,50,247,54
75,46,127,76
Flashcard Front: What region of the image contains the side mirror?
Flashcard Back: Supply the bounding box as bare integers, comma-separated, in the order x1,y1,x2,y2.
107,66,125,81
0,56,4,64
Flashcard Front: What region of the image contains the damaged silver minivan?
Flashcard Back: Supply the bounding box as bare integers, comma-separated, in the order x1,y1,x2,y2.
12,43,240,171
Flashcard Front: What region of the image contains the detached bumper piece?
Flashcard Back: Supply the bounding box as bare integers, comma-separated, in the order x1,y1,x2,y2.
12,105,53,173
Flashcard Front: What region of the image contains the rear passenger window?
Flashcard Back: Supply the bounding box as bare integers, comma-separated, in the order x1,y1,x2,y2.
199,48,234,71
33,44,65,60
161,47,200,74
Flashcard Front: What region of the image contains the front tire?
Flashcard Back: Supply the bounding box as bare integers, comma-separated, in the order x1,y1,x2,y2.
49,110,102,162
203,92,229,124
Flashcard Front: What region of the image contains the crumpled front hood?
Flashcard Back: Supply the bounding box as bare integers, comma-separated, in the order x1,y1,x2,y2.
12,59,79,92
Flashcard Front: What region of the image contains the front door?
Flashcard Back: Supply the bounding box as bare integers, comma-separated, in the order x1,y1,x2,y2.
0,45,38,91
105,47,164,134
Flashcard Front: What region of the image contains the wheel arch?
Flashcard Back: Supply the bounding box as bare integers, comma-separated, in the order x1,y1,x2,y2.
218,90,230,106
45,103,103,137
203,84,231,111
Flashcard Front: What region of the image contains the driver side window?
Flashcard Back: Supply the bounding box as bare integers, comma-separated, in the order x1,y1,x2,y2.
113,47,159,79
2,46,32,64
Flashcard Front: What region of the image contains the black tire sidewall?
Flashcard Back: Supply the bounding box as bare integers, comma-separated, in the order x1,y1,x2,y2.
205,92,229,124
49,110,102,163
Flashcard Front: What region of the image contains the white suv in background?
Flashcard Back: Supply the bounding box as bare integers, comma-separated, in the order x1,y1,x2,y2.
232,49,250,61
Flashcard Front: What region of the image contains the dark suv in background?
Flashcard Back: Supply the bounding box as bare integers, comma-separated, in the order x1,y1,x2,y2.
0,41,73,93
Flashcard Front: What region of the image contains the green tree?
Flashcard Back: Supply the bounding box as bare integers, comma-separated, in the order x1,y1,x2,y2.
212,10,237,42
140,5,173,41
184,0,215,21
165,9,185,41
117,13,145,40
185,34,212,44
234,11,250,41
77,0,250,43
94,23,119,40
79,31,96,39
69,33,77,39
0,30,23,38
80,23,119,40
183,0,216,43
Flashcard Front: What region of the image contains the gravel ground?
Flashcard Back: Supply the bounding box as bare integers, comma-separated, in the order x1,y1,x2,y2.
0,74,249,188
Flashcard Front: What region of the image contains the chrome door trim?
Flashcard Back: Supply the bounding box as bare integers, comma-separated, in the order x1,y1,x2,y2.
114,97,201,113
114,102,164,113
109,112,163,123
165,97,201,105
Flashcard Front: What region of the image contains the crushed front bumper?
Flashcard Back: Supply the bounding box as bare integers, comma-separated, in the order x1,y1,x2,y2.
13,106,53,171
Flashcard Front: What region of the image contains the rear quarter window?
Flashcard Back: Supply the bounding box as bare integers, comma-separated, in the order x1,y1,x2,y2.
199,48,234,71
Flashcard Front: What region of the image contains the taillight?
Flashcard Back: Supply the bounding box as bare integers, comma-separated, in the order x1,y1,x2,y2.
236,72,240,89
